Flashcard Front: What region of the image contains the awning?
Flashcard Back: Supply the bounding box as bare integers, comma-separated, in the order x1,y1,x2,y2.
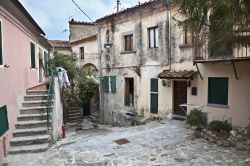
158,70,197,79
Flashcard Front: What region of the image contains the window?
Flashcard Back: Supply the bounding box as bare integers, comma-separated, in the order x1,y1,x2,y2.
184,29,194,45
102,76,116,93
30,42,36,68
124,34,133,51
80,47,84,59
125,78,134,106
0,105,9,137
148,26,158,48
44,51,48,69
0,21,2,65
208,77,229,105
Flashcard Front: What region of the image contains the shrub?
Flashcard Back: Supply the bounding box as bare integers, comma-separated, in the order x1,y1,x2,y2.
209,120,232,132
186,109,207,127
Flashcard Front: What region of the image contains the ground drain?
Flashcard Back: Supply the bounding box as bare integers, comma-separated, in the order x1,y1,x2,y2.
114,138,130,145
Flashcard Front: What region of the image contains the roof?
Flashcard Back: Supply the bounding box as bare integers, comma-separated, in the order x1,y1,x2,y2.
96,0,162,23
158,70,197,79
12,0,45,35
69,19,95,26
70,34,97,44
49,40,71,48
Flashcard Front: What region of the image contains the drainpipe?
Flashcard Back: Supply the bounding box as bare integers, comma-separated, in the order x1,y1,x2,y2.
165,0,172,70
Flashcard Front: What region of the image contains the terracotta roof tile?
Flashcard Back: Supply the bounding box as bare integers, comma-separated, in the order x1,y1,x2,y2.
158,70,197,79
49,40,70,48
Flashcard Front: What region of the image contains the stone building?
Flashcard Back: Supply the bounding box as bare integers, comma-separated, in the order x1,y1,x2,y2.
96,0,196,125
49,40,71,55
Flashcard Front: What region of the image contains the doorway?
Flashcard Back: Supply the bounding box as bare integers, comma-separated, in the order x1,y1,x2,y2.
125,78,134,106
173,81,187,116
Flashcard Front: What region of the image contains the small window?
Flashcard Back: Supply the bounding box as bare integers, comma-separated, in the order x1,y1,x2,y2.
208,77,229,105
0,21,2,65
124,34,133,51
183,26,194,45
80,47,84,59
102,76,116,93
148,26,158,48
30,42,36,68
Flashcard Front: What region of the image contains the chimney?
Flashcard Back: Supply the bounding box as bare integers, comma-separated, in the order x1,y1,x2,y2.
117,0,120,12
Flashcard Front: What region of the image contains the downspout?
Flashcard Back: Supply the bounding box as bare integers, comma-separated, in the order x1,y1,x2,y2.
167,0,172,70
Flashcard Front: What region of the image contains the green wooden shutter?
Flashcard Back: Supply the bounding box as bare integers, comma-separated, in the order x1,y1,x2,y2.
111,76,116,93
150,79,158,114
0,22,2,65
0,106,9,137
30,42,35,68
102,76,109,93
208,77,228,105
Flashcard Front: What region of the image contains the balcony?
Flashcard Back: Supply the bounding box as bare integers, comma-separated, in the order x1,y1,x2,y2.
193,30,250,63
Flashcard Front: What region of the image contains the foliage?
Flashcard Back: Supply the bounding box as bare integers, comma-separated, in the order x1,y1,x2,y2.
186,109,207,127
49,52,98,106
176,0,250,50
209,120,232,133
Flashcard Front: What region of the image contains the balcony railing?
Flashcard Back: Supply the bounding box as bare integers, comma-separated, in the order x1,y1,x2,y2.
194,30,250,62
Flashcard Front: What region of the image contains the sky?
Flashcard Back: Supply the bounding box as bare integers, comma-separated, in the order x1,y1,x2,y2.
18,0,148,40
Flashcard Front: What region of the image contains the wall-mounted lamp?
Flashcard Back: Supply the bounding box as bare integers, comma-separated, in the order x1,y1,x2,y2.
104,43,112,48
4,64,10,68
161,80,166,86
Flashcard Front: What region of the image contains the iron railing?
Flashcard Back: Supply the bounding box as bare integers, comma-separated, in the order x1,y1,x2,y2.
194,30,250,62
45,68,57,130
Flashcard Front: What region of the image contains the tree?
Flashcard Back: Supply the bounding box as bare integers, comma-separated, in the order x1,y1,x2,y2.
176,0,250,53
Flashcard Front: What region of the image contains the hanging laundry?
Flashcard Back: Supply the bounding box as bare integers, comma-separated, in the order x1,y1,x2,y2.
56,67,70,88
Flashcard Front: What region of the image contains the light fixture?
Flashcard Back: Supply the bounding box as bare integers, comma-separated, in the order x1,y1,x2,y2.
104,43,112,48
161,80,166,86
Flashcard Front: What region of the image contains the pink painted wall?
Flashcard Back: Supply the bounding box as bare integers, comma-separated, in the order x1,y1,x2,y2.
0,10,45,159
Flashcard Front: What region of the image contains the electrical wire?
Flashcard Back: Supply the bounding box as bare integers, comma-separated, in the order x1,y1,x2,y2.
72,0,94,22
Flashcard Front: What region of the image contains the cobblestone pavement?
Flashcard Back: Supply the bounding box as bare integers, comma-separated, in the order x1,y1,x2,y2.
3,118,250,166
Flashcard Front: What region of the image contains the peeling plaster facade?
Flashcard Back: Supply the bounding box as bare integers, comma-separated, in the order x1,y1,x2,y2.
97,1,196,125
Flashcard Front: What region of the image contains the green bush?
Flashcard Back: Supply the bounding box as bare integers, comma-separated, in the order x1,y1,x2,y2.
209,120,232,132
186,109,207,127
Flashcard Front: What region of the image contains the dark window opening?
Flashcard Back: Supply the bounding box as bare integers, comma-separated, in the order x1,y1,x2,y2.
125,78,134,106
0,21,2,65
30,42,36,68
80,47,84,59
124,34,133,51
148,26,158,48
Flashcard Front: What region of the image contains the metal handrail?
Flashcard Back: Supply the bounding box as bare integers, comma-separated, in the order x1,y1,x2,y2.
45,68,57,130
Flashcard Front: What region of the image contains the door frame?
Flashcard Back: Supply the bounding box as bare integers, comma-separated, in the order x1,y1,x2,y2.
172,80,188,116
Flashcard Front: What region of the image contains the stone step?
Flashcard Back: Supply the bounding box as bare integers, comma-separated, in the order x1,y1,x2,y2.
68,116,82,121
20,106,53,114
26,90,48,95
68,107,80,110
24,95,48,101
9,143,50,154
15,120,48,129
68,109,81,114
17,113,47,121
10,135,50,146
22,100,50,107
13,127,48,137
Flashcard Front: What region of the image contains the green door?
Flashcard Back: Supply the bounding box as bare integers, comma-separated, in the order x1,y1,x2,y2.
150,79,158,114
0,105,9,137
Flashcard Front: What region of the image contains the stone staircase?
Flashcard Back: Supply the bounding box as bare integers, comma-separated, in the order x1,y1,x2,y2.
9,90,52,154
67,106,83,124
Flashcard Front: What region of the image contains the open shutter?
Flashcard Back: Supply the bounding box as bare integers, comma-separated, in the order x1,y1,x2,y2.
102,76,109,93
150,79,158,114
111,76,116,93
44,51,48,69
0,21,2,65
0,106,9,137
30,42,35,68
208,78,228,105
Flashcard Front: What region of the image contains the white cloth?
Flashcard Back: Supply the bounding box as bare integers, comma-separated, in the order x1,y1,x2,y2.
56,67,70,88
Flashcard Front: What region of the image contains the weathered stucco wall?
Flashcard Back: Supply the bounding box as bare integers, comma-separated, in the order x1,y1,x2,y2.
98,2,195,125
0,8,48,159
188,61,250,127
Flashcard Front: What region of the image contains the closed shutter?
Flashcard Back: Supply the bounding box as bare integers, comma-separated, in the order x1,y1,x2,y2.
208,77,228,105
110,76,116,93
30,42,35,68
102,76,109,93
0,105,9,137
150,79,158,114
0,21,2,65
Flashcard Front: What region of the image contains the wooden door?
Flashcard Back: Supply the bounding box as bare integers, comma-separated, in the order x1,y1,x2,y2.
173,81,187,116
